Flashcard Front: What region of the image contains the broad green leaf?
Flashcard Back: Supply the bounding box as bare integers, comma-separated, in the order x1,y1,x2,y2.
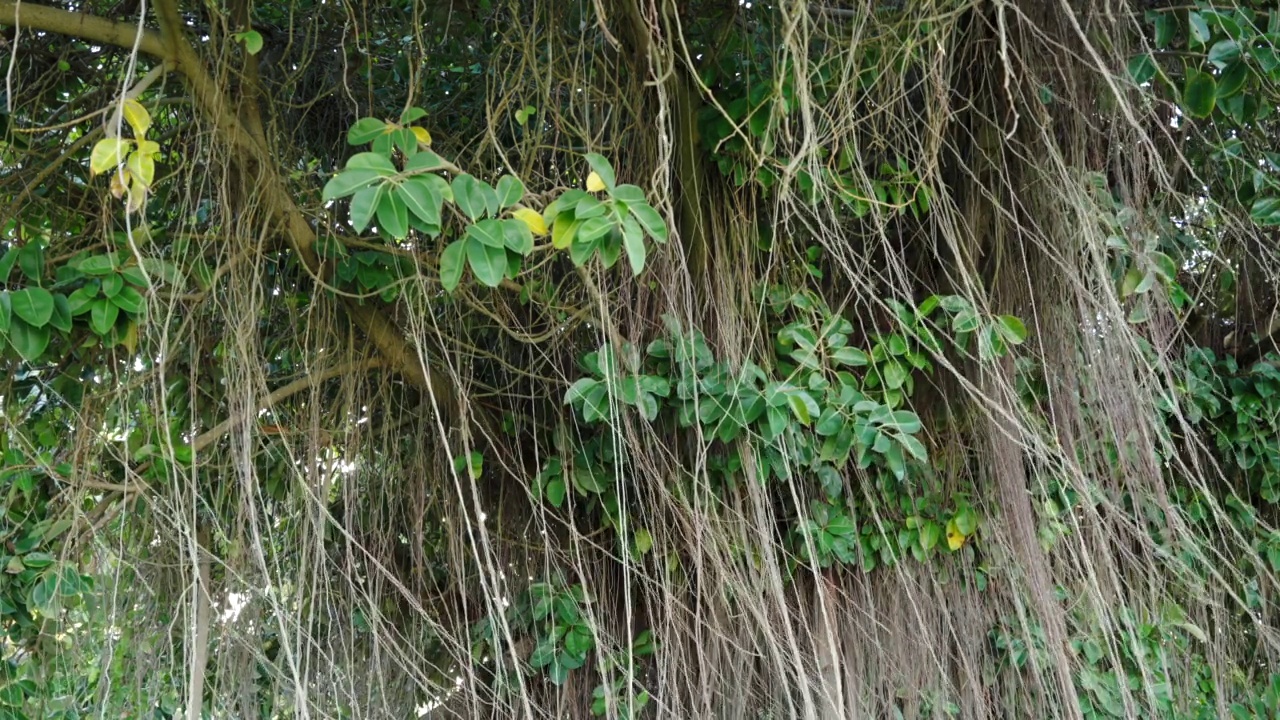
18,242,43,282
552,215,583,250
621,213,646,275
66,286,97,315
397,177,442,226
787,390,820,426
610,184,646,204
467,218,507,248
899,433,928,462
349,185,381,232
832,347,869,366
89,138,131,176
111,285,145,314
495,175,525,208
345,152,398,175
0,292,9,333
90,298,120,335
0,247,15,282
1151,13,1172,48
439,240,466,292
240,29,264,54
574,195,606,219
1181,70,1217,118
1251,197,1280,226
101,273,123,298
466,238,507,287
1127,54,1157,84
323,169,384,202
452,174,488,221
400,107,427,124
577,216,613,245
994,315,1027,345
629,202,669,244
77,254,118,276
920,522,941,552
1215,61,1249,99
375,188,409,238
9,288,54,327
347,117,388,145
951,308,981,333
8,318,50,361
597,233,622,269
127,149,155,187
1208,39,1240,69
405,151,445,173
502,219,534,255
583,152,617,190
1187,11,1211,46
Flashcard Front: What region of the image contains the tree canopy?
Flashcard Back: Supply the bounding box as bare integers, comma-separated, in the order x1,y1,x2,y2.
2,0,1280,717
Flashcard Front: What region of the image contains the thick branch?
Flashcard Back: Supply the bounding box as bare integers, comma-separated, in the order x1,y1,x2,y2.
0,1,167,59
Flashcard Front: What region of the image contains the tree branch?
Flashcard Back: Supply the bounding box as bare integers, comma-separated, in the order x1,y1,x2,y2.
0,1,167,59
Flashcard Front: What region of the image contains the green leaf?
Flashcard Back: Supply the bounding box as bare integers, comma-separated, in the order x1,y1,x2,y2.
920,522,941,552
1182,70,1217,118
583,152,617,191
546,478,566,508
101,272,123,298
376,188,409,239
466,218,507,249
77,254,118,276
9,288,54,327
621,213,646,275
400,107,427,124
345,152,398,175
439,240,466,293
90,298,120,335
347,117,388,145
552,215,583,251
899,433,928,462
574,195,606,219
495,175,525,208
65,286,97,315
397,177,442,226
0,292,9,334
994,315,1027,345
238,29,264,55
1127,54,1157,84
349,185,381,232
1249,196,1280,225
1208,39,1240,68
787,390,820,426
18,242,44,282
501,218,534,255
1187,11,1211,46
323,169,384,202
832,346,869,366
111,285,145,314
405,151,446,173
452,174,488,221
0,247,17,282
466,238,507,288
629,201,669,244
1215,61,1249,99
8,318,49,361
1152,13,1173,49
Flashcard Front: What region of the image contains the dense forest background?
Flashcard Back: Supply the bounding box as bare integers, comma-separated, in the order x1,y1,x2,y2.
2,0,1280,717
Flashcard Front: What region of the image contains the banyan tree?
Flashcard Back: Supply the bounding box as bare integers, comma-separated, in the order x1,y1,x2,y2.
2,0,1279,717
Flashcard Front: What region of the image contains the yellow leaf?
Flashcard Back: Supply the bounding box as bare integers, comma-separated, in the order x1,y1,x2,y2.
411,126,432,146
90,138,131,176
945,518,967,551
125,179,147,214
136,140,161,157
511,207,548,236
122,99,151,138
585,171,606,193
127,150,156,188
120,320,139,355
109,170,129,199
